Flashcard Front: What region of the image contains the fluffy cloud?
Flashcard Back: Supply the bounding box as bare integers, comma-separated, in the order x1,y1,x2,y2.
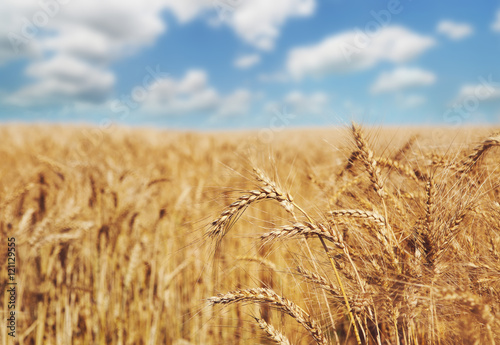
141,69,252,117
0,4,44,64
286,26,435,79
370,67,436,94
1,0,169,107
492,10,500,32
455,83,500,102
284,91,328,114
1,0,317,64
141,70,218,114
436,20,473,40
225,0,316,50
0,0,312,108
234,54,261,69
5,54,115,106
2,1,167,65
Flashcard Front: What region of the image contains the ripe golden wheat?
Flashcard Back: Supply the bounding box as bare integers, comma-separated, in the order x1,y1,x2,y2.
0,124,498,344
207,123,500,345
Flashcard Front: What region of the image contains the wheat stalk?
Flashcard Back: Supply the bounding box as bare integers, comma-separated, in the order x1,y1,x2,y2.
209,288,328,345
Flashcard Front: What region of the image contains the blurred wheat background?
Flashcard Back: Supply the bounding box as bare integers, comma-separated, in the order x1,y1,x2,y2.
0,124,499,345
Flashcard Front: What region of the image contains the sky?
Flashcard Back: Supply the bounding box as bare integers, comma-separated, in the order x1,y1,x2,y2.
1,0,500,130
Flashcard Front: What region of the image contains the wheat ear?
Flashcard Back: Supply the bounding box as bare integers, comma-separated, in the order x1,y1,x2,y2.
261,222,344,249
328,209,393,245
458,133,500,174
296,266,340,296
392,134,418,161
254,318,292,345
208,168,295,243
209,288,328,345
351,122,387,198
376,156,420,182
329,209,399,269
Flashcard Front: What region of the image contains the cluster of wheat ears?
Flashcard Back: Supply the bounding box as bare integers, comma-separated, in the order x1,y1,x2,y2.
206,123,500,345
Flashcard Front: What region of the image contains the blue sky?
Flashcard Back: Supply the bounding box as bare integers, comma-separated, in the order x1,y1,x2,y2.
1,0,500,129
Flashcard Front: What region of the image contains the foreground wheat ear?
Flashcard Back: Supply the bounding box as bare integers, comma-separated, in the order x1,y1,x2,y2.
209,288,328,345
206,123,499,345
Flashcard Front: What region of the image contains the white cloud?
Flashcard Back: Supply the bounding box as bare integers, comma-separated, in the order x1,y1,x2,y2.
0,0,313,108
142,70,218,114
285,91,328,114
234,54,261,69
265,90,329,116
1,1,167,65
5,54,115,106
226,0,316,50
436,20,473,40
141,69,253,117
455,83,500,102
43,28,112,63
0,0,317,63
492,10,500,32
0,4,44,64
370,67,436,94
0,0,169,107
286,26,436,79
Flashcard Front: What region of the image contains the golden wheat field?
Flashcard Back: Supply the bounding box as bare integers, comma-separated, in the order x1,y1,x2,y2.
0,124,499,345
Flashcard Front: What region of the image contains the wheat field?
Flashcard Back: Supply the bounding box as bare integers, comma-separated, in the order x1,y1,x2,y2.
0,124,499,345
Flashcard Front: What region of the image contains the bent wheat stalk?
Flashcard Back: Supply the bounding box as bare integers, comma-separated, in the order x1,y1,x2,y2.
208,168,295,245
457,133,500,174
209,288,327,345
